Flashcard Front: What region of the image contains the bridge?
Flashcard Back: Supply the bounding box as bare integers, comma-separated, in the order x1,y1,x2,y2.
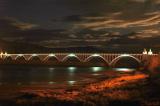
0,50,157,67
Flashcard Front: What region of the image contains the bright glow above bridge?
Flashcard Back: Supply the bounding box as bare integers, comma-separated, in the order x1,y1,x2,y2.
32,54,38,56
92,54,100,57
4,52,9,56
68,53,76,57
18,54,23,57
49,53,55,57
121,54,130,57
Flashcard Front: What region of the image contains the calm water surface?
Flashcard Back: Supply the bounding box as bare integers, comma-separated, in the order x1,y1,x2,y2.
0,66,135,86
0,66,112,86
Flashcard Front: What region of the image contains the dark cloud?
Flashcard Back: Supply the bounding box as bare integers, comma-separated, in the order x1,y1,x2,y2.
0,0,160,51
63,15,84,22
0,18,67,42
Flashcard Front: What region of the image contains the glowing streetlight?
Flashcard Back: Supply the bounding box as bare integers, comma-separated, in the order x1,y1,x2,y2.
121,54,130,57
32,54,38,57
92,54,100,57
143,48,147,55
148,49,153,55
4,52,8,57
68,53,76,57
18,54,23,57
49,53,55,57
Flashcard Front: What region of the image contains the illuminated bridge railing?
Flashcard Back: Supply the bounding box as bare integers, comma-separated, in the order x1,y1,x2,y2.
0,53,157,66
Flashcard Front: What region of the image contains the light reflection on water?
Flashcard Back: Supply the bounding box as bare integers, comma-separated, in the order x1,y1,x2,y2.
0,66,134,86
0,66,107,86
48,81,55,85
92,67,103,72
68,67,76,71
68,81,76,85
114,68,135,72
49,68,54,72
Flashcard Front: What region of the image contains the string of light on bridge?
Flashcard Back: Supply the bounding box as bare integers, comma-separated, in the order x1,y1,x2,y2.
0,49,154,59
0,49,156,67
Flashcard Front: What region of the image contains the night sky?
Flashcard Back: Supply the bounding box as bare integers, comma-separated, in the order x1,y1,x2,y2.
0,0,160,51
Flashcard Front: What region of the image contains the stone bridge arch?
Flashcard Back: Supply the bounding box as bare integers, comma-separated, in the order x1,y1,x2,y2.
15,55,27,64
43,54,60,63
110,54,141,68
28,54,42,64
3,56,14,63
85,54,109,66
15,55,26,60
62,54,82,62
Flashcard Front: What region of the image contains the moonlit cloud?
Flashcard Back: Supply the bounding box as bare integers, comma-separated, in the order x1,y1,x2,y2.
139,29,160,35
12,22,38,30
74,11,160,30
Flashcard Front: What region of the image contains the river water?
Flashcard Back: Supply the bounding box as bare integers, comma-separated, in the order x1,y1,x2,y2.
0,66,109,86
0,66,135,86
